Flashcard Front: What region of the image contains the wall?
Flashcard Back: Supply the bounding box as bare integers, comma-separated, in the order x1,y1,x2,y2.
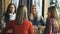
4,0,11,12
44,0,50,20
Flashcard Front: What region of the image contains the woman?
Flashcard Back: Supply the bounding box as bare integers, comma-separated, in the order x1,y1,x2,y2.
2,5,34,34
44,6,59,34
28,5,46,26
5,3,16,25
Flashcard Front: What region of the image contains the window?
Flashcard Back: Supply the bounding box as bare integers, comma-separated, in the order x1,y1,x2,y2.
50,0,60,19
55,0,60,19
11,0,19,8
32,0,42,16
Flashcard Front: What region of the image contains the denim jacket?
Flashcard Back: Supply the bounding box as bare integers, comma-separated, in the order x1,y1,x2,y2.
28,16,46,26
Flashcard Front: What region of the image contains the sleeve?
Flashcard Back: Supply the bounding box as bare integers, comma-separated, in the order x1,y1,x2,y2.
40,16,46,26
1,21,13,34
28,22,34,34
46,18,52,34
52,19,59,33
48,18,58,34
49,19,54,34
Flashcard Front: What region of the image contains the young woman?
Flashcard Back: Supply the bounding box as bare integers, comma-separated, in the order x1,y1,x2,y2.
5,3,16,25
44,6,59,34
2,5,34,34
28,5,46,26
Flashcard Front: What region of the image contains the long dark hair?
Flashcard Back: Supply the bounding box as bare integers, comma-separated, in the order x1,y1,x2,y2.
16,5,28,25
5,3,16,24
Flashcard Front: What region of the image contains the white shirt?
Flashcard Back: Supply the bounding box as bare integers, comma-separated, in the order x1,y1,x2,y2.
9,13,16,21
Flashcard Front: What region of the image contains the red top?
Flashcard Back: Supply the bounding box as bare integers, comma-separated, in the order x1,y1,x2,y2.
2,20,34,34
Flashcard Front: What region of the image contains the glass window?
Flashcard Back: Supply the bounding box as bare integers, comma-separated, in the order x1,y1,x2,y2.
50,0,60,19
12,0,19,8
56,0,60,19
32,0,42,16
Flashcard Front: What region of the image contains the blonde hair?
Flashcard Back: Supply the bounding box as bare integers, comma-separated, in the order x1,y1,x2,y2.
31,5,36,13
48,6,59,19
48,6,59,30
55,7,60,25
16,5,28,25
23,6,28,20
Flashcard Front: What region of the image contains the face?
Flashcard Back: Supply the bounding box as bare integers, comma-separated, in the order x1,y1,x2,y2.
10,5,15,13
32,6,36,14
47,11,52,17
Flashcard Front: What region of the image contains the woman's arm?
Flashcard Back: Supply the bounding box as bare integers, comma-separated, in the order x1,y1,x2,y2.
52,19,59,33
40,16,46,26
1,21,13,34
